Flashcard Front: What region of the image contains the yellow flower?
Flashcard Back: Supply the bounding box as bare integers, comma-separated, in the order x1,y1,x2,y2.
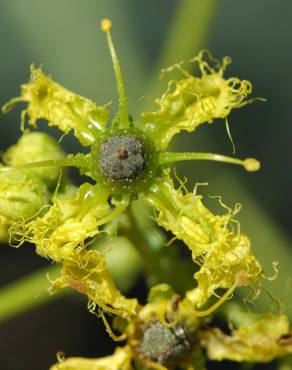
1,18,266,369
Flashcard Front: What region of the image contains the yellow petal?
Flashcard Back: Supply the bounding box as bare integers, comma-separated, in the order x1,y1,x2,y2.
201,314,292,362
50,346,134,370
143,51,254,150
145,176,262,307
3,66,109,146
51,250,138,320
11,183,109,261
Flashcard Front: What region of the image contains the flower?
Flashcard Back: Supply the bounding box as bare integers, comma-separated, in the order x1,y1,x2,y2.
1,18,264,370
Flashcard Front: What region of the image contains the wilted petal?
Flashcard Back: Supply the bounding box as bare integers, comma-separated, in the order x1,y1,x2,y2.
50,346,134,370
51,249,138,320
3,66,109,146
145,176,261,307
10,183,110,261
143,51,254,150
200,314,292,362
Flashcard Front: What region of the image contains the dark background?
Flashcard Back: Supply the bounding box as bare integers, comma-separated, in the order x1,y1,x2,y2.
0,1,291,369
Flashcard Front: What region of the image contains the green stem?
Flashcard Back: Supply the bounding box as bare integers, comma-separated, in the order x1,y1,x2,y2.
0,158,79,172
96,194,131,227
0,265,62,322
126,199,195,293
124,202,162,277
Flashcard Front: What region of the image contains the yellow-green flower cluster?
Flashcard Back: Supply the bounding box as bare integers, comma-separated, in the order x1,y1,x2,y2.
1,18,281,370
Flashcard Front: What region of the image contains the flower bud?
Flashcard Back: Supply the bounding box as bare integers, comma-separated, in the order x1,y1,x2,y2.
3,132,65,188
0,169,49,242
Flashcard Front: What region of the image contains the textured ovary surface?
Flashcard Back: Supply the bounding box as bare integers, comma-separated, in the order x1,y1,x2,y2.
99,135,146,180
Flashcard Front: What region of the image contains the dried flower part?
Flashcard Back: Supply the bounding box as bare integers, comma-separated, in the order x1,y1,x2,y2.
2,66,109,146
0,169,49,242
145,176,262,306
186,233,262,306
200,314,292,362
50,346,134,370
3,132,65,187
142,51,253,150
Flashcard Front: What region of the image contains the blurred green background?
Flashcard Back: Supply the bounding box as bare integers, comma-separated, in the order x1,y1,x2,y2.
0,1,291,369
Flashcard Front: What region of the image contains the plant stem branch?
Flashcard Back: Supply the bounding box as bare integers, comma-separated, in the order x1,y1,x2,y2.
0,265,61,323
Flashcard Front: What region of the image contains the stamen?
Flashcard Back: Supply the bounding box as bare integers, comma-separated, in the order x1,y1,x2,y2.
100,310,127,342
95,194,131,226
158,152,260,172
100,18,130,129
191,271,247,317
192,282,237,317
0,151,95,174
0,158,78,172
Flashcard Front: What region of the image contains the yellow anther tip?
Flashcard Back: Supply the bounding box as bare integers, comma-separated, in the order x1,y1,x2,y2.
243,158,261,172
101,19,112,32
